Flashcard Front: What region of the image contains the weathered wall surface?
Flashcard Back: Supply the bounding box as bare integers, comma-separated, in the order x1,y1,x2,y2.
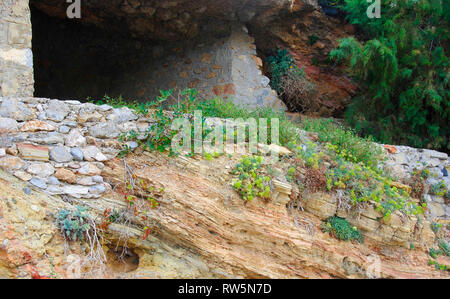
0,0,34,97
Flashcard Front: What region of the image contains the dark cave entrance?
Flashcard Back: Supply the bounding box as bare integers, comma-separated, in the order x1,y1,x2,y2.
30,5,233,104
31,6,147,102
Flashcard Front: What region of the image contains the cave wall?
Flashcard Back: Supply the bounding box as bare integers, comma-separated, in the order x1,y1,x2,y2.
31,7,235,103
0,0,284,109
0,0,34,97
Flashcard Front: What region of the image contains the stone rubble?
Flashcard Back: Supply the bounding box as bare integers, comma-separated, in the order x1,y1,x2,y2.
0,97,137,199
383,145,449,220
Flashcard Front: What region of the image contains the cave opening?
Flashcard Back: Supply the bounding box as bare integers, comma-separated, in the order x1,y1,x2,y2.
30,4,234,105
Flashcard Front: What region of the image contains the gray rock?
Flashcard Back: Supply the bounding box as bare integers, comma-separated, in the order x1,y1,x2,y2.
65,129,86,147
65,100,81,105
27,132,65,145
70,147,84,161
77,177,95,186
23,187,31,195
63,121,78,128
62,185,90,198
88,122,120,139
0,117,18,133
393,152,408,165
89,184,106,194
50,146,73,163
46,185,64,194
0,98,34,121
27,163,55,178
82,146,108,162
126,141,139,150
424,149,448,160
92,175,104,183
29,177,47,189
46,100,70,122
107,108,138,123
99,104,113,112
59,125,70,134
47,176,60,185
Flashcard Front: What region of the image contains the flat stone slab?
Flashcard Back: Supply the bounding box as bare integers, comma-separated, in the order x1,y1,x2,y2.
17,143,49,161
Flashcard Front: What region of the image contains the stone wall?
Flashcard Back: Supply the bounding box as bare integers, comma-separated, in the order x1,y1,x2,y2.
383,145,450,220
0,0,34,97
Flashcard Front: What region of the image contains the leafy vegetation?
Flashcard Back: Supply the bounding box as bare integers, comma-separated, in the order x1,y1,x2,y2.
429,180,448,197
266,49,317,112
56,206,91,241
302,118,384,168
429,259,449,272
232,156,271,202
326,144,426,219
321,216,364,243
330,0,449,151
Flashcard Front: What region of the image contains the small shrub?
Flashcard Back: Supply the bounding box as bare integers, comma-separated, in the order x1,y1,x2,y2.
325,155,425,219
266,49,317,113
430,222,443,234
232,156,271,202
429,259,449,272
321,216,363,243
438,241,450,257
56,206,91,241
430,180,447,197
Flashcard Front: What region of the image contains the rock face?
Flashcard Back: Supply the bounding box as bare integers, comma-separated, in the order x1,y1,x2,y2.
0,97,448,279
0,151,447,279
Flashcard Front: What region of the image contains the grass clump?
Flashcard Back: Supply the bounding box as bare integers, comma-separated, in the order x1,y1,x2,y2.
302,118,383,168
232,156,271,202
321,216,363,243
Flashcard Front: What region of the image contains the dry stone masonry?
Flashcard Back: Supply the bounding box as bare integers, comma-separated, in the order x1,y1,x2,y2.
0,0,34,97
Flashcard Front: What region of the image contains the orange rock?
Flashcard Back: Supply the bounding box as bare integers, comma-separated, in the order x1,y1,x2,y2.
384,145,398,154
55,168,77,184
201,53,212,63
20,120,55,132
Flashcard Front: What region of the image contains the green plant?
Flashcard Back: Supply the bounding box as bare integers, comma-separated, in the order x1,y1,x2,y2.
266,49,302,94
266,49,317,112
325,154,425,219
430,180,447,197
429,259,449,272
302,118,383,168
438,241,450,257
197,96,299,146
56,206,91,241
330,0,449,151
232,156,271,202
308,35,319,46
321,216,363,243
431,221,443,234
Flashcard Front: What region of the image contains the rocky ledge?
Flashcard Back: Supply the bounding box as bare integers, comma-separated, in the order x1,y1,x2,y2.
0,96,448,278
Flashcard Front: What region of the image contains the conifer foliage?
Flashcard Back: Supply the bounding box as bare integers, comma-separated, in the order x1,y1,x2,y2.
330,0,449,150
